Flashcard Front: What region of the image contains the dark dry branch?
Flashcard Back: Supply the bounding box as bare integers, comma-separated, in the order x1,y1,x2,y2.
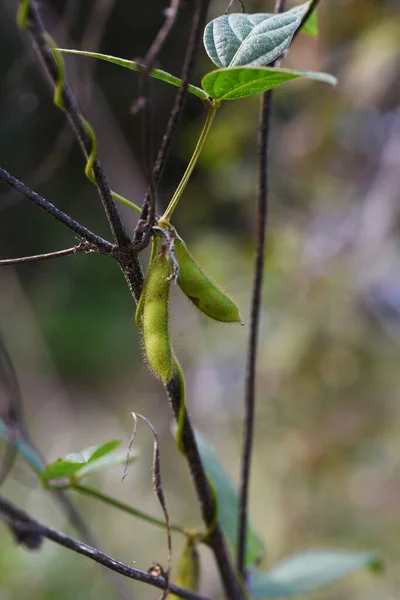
292,0,322,42
166,374,244,600
0,495,209,600
127,413,172,600
236,0,286,579
0,244,95,267
0,166,114,254
134,0,211,248
19,1,129,248
141,0,180,78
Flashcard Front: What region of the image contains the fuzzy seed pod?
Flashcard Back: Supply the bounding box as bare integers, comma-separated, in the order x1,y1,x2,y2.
174,238,241,323
141,250,174,383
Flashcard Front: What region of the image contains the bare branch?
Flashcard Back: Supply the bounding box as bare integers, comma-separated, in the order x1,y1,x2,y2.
0,244,100,267
144,0,180,78
236,0,286,579
0,496,209,600
126,413,172,600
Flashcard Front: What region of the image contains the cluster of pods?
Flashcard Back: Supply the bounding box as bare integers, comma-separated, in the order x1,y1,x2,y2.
135,227,242,384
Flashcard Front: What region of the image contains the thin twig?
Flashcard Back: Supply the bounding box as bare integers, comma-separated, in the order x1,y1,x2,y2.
19,1,130,248
0,244,96,267
127,413,172,600
0,496,209,600
291,0,322,43
225,0,245,14
133,0,211,251
0,167,114,254
143,0,180,82
236,0,286,579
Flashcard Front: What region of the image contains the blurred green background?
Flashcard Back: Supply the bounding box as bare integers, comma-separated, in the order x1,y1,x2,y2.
0,0,399,598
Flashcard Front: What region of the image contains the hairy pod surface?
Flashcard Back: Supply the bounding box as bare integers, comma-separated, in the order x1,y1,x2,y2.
170,539,200,598
142,251,174,383
174,238,241,323
135,263,150,329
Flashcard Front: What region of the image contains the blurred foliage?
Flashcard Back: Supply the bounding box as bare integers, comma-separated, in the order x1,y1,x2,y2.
0,0,399,599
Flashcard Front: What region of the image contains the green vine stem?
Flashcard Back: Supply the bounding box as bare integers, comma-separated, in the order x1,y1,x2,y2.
40,30,142,216
70,483,187,536
82,119,142,214
16,0,30,29
160,102,219,223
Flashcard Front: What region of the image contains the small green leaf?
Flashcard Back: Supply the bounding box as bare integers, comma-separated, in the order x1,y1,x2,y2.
250,549,382,598
64,439,121,464
0,420,43,475
78,450,138,478
203,3,308,69
41,440,121,481
195,430,265,567
201,66,337,101
301,10,318,36
41,459,84,480
57,49,208,101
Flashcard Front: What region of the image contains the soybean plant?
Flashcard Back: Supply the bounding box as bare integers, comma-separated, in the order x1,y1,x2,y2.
0,3,383,600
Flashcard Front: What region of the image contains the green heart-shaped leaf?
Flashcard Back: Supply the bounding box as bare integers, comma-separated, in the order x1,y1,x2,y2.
201,66,337,100
249,549,382,598
203,3,309,69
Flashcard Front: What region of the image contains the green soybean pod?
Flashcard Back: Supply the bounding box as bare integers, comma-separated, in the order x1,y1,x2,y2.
142,250,174,383
174,238,241,323
135,239,159,329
